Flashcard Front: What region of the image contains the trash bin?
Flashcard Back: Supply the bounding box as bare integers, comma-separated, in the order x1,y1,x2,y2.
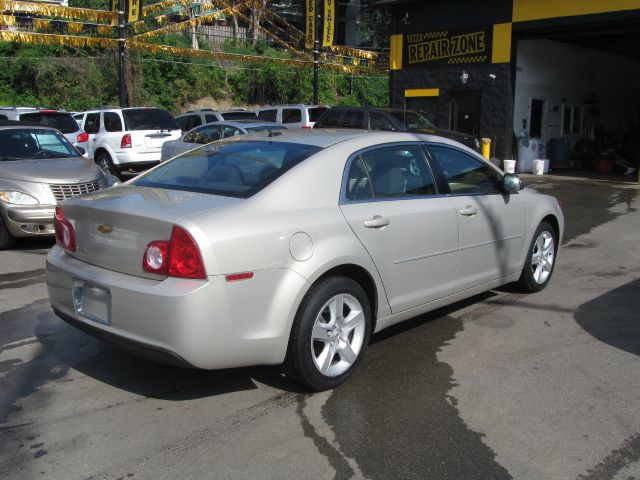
481,138,491,160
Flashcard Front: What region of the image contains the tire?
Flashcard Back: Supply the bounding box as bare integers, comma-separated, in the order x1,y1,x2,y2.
283,276,372,391
95,151,119,177
0,216,16,250
517,221,557,293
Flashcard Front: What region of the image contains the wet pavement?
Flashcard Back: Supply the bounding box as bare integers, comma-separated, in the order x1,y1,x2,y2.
0,175,639,479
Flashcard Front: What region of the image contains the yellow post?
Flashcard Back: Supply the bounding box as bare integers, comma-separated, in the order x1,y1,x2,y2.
481,137,491,160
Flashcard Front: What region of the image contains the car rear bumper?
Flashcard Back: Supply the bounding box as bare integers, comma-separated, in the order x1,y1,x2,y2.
2,204,56,237
46,245,308,369
113,150,161,170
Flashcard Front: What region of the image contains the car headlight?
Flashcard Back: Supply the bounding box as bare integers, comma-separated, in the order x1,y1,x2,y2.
0,191,40,205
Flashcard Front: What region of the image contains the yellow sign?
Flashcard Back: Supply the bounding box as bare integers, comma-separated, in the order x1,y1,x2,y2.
408,31,485,64
305,0,314,49
128,0,140,23
322,0,334,47
111,0,117,12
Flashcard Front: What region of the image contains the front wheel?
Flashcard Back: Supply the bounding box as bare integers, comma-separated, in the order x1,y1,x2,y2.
517,221,557,292
283,276,372,391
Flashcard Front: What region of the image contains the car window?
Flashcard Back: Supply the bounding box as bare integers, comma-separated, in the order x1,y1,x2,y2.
134,140,322,198
342,111,364,128
282,108,302,124
221,126,242,138
221,111,256,120
84,112,101,134
204,114,219,123
307,107,327,122
257,109,277,122
177,114,201,132
73,113,84,126
315,109,341,128
123,108,178,131
104,112,123,132
427,145,500,194
0,129,79,160
368,112,396,131
352,145,436,199
20,112,78,133
345,157,374,200
184,125,220,144
390,111,436,130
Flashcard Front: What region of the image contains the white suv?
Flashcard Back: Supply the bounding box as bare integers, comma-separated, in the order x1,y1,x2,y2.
75,107,181,176
256,104,328,129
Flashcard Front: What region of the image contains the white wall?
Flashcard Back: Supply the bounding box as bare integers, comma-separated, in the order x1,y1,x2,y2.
514,39,640,140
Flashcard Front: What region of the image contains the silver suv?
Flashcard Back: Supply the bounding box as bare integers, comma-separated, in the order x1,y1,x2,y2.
256,104,329,128
176,108,257,132
75,107,181,177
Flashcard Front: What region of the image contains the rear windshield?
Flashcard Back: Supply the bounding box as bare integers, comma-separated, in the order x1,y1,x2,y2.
308,107,328,122
20,112,79,133
390,111,436,130
134,140,321,198
123,108,178,131
221,111,257,120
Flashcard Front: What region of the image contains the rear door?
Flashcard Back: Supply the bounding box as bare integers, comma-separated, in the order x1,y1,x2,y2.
339,143,459,313
83,112,101,159
123,108,180,153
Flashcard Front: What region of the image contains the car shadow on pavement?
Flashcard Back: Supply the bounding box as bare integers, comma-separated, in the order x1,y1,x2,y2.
574,278,640,356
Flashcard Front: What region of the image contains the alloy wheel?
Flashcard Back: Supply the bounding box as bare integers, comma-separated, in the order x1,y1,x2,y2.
531,231,554,284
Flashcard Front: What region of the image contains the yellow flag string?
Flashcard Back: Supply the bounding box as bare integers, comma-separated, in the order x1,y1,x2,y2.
0,0,116,23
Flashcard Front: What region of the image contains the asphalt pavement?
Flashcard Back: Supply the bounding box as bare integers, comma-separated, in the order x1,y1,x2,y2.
0,174,638,480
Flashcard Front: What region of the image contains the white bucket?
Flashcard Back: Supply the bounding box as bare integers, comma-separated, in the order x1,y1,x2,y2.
533,159,545,175
503,159,516,174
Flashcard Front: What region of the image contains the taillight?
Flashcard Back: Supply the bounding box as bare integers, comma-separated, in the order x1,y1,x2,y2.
120,134,132,149
143,226,205,279
77,131,89,143
54,206,76,252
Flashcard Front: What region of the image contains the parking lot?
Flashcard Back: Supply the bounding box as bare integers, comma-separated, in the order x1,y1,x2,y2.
0,174,639,480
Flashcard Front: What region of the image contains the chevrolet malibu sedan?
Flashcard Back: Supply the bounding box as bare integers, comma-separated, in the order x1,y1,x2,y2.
46,130,563,390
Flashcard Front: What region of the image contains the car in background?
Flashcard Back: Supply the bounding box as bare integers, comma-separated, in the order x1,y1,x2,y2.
176,108,257,132
256,104,329,129
313,106,480,152
0,120,114,249
75,107,181,177
161,120,286,161
0,106,90,152
46,129,563,390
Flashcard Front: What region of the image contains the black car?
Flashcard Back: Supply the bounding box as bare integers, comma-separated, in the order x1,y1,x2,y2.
313,107,480,152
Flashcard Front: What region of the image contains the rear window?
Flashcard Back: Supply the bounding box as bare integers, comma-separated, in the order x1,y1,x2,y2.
134,140,321,198
390,111,436,130
314,109,342,128
20,112,79,133
123,108,178,131
221,111,257,120
308,107,328,122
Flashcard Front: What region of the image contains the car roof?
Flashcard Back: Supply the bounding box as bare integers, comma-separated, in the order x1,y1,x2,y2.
257,104,328,109
0,119,59,130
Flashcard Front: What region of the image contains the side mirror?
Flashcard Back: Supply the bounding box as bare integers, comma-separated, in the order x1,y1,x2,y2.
503,173,523,193
75,146,88,158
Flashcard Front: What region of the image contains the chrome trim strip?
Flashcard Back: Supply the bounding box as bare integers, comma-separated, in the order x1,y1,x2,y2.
393,247,459,265
459,234,523,251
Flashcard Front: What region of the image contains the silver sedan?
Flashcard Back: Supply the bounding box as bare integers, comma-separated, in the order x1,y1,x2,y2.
46,130,564,390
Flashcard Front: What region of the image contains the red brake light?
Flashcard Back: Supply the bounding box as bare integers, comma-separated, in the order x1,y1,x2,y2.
77,131,89,143
54,206,76,252
120,134,132,149
143,226,205,279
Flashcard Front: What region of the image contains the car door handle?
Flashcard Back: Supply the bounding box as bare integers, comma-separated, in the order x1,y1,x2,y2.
459,206,477,216
364,215,390,228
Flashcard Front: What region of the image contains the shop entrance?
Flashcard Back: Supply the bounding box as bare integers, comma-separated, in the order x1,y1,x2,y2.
450,90,481,137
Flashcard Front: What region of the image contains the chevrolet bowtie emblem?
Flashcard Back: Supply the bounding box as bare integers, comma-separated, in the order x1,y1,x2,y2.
97,223,113,234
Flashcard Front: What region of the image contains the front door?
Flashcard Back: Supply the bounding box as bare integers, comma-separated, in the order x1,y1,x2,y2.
339,144,459,313
451,90,481,136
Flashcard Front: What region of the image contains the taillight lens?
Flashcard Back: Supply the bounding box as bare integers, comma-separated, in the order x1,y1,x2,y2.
54,206,76,252
143,226,205,279
120,134,132,149
77,131,89,143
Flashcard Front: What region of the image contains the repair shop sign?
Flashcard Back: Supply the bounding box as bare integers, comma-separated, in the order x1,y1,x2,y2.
406,27,491,67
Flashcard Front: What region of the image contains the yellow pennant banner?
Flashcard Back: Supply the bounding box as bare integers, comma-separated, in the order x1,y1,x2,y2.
0,14,17,26
327,45,379,61
305,0,314,49
322,0,334,47
128,0,140,22
0,0,116,23
0,30,118,48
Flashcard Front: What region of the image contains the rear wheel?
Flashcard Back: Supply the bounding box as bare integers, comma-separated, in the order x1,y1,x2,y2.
96,151,119,177
0,217,16,250
517,221,557,292
283,276,371,391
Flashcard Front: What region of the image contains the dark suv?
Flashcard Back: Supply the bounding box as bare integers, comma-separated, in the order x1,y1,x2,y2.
313,107,480,151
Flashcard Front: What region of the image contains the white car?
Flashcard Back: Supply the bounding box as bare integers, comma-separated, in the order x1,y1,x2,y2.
75,107,181,177
256,104,329,128
46,130,563,390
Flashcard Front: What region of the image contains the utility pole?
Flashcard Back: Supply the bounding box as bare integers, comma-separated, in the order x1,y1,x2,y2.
312,0,320,105
118,0,127,107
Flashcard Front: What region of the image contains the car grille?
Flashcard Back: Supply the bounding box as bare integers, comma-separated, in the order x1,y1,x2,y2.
49,180,102,203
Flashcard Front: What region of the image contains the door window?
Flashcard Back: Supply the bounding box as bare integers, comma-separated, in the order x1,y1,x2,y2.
368,112,396,131
184,125,220,144
221,126,242,138
282,108,302,124
104,112,123,132
428,146,500,194
84,113,101,134
257,109,277,122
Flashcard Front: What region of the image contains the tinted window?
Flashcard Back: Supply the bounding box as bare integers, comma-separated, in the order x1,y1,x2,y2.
314,109,341,128
282,108,302,124
368,112,396,131
428,145,500,194
360,145,436,198
84,112,101,134
20,112,78,133
221,111,256,120
0,129,79,160
308,107,327,122
123,108,178,131
134,140,322,198
390,111,436,130
343,111,364,128
204,114,220,123
104,112,123,132
257,109,277,122
177,114,201,132
184,125,220,144
221,126,242,138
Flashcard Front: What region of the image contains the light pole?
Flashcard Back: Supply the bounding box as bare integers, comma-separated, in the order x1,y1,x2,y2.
118,0,127,107
312,0,320,105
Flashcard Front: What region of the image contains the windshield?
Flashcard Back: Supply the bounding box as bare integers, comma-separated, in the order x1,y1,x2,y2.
0,129,80,160
389,111,437,130
134,140,321,198
123,108,179,131
20,112,79,133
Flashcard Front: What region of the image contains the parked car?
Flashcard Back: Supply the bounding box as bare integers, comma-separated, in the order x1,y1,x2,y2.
257,104,329,128
161,120,287,161
0,120,115,249
176,109,257,132
46,130,563,390
0,106,90,152
75,107,181,177
313,106,480,151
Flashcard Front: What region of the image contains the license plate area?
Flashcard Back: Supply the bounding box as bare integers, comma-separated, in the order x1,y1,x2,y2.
72,281,111,325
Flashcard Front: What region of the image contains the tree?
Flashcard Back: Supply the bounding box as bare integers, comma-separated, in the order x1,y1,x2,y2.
358,7,391,48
